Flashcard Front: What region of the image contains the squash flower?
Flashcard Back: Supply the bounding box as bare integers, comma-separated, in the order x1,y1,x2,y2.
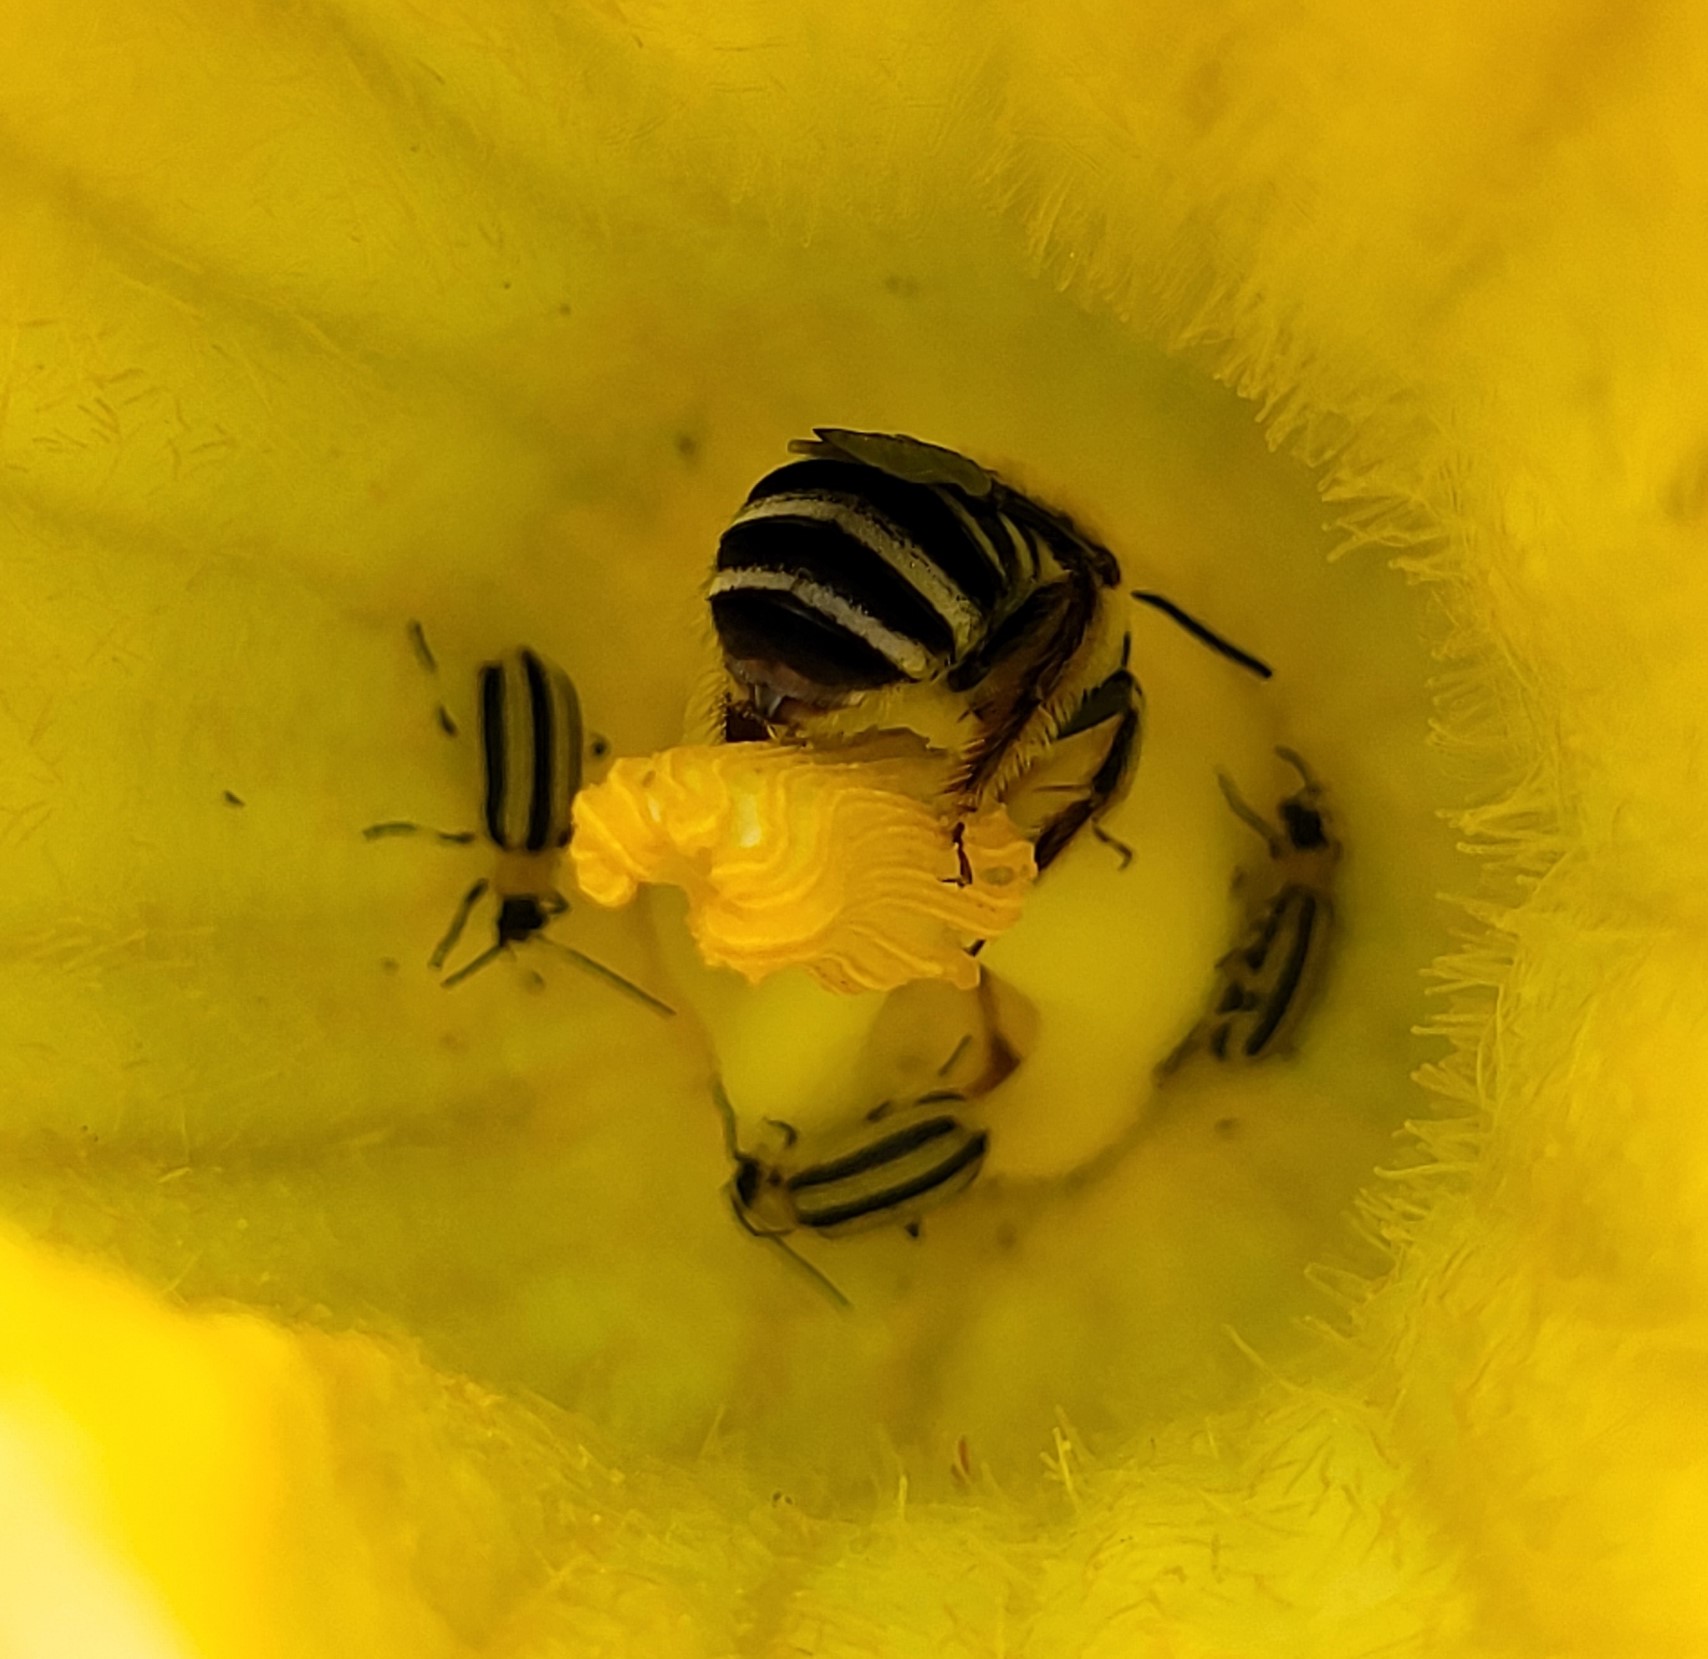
0,2,1703,1655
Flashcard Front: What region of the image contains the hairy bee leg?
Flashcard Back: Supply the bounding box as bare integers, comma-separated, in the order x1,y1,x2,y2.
429,877,490,970
960,573,1104,798
1032,666,1144,872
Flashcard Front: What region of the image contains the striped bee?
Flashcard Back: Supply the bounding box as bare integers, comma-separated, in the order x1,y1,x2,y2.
1160,747,1339,1070
365,633,672,1012
709,428,1270,870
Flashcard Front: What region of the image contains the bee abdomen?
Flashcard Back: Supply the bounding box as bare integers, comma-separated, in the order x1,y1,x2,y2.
712,456,1020,696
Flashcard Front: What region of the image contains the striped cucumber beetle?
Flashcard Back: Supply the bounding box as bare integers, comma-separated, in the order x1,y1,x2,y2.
1161,746,1340,1068
365,629,672,1012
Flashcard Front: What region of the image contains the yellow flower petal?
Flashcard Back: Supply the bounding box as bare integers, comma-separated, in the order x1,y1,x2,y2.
573,745,1035,992
1,0,1705,1652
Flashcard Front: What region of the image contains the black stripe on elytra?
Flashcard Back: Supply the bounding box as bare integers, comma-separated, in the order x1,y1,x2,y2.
479,662,507,849
520,648,554,854
786,1115,963,1192
1238,896,1288,973
1243,888,1319,1055
794,1129,988,1232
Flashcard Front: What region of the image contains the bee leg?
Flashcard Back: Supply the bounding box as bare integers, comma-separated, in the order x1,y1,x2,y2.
1033,670,1143,872
721,696,772,743
1032,799,1096,872
429,877,490,970
940,822,974,886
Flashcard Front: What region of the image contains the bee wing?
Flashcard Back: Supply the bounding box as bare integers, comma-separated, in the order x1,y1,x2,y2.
789,428,996,498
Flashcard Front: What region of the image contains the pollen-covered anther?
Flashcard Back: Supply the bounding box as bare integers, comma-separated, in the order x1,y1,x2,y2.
570,745,1037,993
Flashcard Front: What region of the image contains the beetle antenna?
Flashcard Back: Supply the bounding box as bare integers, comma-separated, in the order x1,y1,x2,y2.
759,1116,799,1149
1274,745,1319,792
1216,772,1283,858
763,1234,853,1311
710,1079,742,1158
535,938,675,1017
1130,591,1273,680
